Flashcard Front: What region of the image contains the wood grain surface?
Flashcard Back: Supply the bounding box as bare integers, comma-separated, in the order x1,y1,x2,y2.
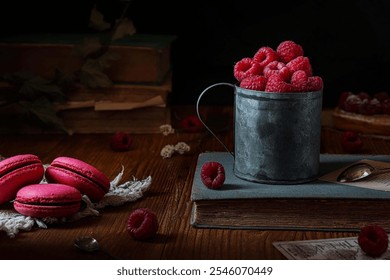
1,106,389,260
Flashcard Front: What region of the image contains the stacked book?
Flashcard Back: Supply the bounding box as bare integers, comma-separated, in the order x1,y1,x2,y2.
191,152,390,232
0,33,175,133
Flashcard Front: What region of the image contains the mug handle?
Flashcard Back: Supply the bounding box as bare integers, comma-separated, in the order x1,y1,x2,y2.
196,82,235,157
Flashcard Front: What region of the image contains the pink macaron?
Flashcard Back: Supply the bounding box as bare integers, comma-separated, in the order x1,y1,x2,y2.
14,183,82,218
0,154,44,205
45,156,110,202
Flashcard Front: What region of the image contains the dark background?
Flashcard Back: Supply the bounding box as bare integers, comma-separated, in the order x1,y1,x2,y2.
1,0,390,108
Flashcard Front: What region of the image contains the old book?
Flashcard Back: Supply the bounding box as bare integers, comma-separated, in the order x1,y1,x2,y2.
332,107,390,136
56,71,172,111
0,33,175,84
190,152,390,232
60,106,171,134
57,73,172,133
0,73,172,134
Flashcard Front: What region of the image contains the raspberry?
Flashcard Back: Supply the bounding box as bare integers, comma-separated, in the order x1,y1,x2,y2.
252,46,278,68
358,225,389,258
382,98,390,115
286,56,313,77
359,98,382,115
180,114,203,132
240,75,267,91
306,76,323,91
357,91,371,102
127,208,159,240
373,91,389,102
290,70,309,91
233,57,263,82
340,131,363,153
200,161,225,189
263,61,290,81
276,40,304,63
290,70,322,92
343,94,362,113
265,74,297,93
109,131,132,152
338,91,353,109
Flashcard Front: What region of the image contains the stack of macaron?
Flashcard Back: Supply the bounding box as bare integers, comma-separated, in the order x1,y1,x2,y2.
0,154,110,218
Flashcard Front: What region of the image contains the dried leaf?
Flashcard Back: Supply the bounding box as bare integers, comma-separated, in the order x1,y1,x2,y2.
112,18,136,40
19,97,67,132
1,71,36,85
19,76,65,102
96,51,120,69
54,69,78,92
72,37,102,59
79,60,113,88
79,52,118,88
88,5,111,31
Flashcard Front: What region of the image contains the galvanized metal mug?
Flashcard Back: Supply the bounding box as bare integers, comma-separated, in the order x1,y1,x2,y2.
196,83,323,184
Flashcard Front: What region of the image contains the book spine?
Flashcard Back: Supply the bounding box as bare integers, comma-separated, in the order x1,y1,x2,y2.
0,39,172,84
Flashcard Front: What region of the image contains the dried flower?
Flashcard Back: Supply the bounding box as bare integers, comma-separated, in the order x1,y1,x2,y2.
160,142,191,159
174,142,190,154
159,124,175,136
160,144,175,159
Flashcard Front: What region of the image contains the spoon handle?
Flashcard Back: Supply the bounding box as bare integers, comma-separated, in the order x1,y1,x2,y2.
100,249,120,260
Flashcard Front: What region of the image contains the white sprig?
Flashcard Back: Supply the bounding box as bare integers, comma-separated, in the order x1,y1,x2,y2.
159,124,175,136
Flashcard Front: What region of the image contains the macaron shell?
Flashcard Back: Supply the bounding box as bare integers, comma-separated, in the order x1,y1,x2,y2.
0,154,41,176
13,202,81,218
0,154,44,205
14,183,82,218
45,166,106,202
45,156,110,202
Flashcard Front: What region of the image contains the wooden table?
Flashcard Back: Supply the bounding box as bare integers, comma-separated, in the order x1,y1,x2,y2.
1,107,390,260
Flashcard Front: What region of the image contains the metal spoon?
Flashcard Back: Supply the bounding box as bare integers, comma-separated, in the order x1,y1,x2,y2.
74,236,118,259
337,162,390,182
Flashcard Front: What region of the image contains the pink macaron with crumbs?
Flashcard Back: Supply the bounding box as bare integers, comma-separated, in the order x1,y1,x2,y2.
14,183,82,218
45,156,110,202
0,154,44,205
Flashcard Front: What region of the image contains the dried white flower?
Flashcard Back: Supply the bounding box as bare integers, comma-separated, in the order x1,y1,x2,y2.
160,144,175,159
174,142,190,154
159,124,175,136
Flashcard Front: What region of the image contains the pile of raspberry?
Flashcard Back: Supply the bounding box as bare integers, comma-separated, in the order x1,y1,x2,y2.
233,40,323,93
338,91,390,115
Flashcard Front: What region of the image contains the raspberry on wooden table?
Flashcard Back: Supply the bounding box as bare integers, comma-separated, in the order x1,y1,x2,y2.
358,225,389,258
180,114,203,132
109,131,132,152
127,208,159,240
340,131,363,153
